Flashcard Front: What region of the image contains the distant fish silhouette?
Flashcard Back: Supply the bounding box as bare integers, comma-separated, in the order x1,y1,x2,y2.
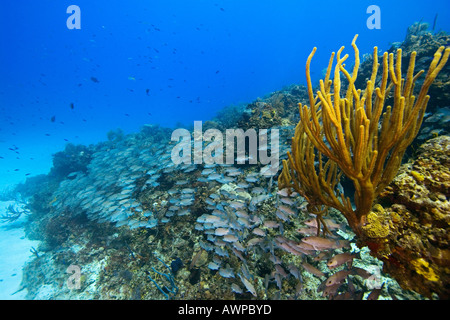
432,13,438,31
51,116,55,122
146,89,150,96
90,76,99,83
70,102,75,109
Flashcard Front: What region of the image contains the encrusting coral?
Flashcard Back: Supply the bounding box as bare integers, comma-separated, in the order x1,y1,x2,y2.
279,35,449,297
377,135,450,298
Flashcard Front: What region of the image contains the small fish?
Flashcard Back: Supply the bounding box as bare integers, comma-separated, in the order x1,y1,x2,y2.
327,252,360,269
296,227,319,236
232,241,245,253
238,273,257,297
280,197,295,205
301,262,325,277
252,228,266,237
269,254,282,265
246,238,263,247
275,209,289,222
50,116,55,122
231,284,243,294
145,89,150,96
189,250,205,270
325,270,352,286
90,76,99,83
215,228,229,236
314,251,333,262
275,264,288,277
207,261,220,270
231,247,245,261
288,264,302,280
304,218,343,230
278,205,296,216
263,220,279,228
322,283,341,298
70,102,74,109
302,236,349,251
367,282,385,300
277,188,290,197
295,281,303,297
223,234,239,243
351,267,372,279
219,267,235,278
229,201,245,210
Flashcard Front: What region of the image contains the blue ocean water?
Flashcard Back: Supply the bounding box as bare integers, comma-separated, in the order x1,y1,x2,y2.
0,0,449,301
0,0,449,189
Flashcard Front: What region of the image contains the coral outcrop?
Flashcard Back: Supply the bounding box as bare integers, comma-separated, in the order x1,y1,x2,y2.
377,135,450,298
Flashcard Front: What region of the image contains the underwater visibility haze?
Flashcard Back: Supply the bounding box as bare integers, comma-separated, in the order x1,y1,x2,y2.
0,0,449,301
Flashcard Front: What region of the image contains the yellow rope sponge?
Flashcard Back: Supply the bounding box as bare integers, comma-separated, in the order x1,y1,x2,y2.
279,35,449,236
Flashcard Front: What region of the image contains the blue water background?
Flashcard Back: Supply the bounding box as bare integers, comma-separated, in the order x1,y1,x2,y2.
1,0,449,189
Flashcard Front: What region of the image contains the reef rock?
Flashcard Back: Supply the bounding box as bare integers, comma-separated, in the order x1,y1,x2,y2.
376,135,450,299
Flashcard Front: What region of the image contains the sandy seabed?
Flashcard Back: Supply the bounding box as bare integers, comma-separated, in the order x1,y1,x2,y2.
0,200,40,300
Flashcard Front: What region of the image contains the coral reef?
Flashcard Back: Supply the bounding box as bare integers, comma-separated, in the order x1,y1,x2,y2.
278,34,449,297
49,143,94,181
238,87,304,130
376,135,450,298
12,24,450,301
17,123,405,300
